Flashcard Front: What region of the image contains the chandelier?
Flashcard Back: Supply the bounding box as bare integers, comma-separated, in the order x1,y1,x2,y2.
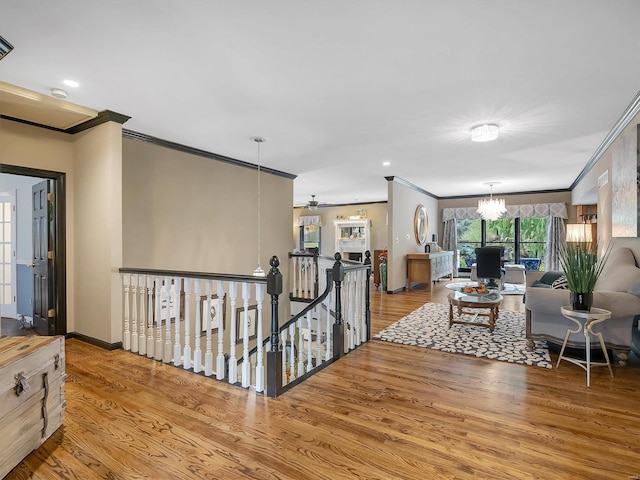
477,182,506,221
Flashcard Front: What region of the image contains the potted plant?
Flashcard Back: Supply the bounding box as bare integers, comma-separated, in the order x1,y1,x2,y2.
558,241,609,311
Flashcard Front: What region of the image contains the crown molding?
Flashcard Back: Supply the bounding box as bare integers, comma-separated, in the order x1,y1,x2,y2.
123,129,297,180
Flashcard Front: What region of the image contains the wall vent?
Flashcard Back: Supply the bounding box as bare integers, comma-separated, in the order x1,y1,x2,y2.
598,170,608,188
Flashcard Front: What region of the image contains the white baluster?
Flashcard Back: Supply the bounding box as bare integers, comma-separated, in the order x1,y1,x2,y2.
216,281,225,380
131,274,139,353
304,258,311,298
146,276,155,358
325,293,332,361
292,257,298,298
164,276,172,363
173,276,182,366
138,274,147,356
306,310,313,372
281,329,289,384
228,282,238,384
193,279,202,373
315,304,323,365
255,283,265,392
123,274,131,351
290,324,298,379
204,279,214,376
183,278,192,370
241,282,251,388
155,276,163,361
297,318,305,376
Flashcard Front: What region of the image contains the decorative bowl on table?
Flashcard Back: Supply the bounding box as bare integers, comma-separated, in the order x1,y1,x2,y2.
461,285,489,295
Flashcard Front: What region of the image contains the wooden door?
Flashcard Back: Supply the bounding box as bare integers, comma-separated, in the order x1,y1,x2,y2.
32,180,55,335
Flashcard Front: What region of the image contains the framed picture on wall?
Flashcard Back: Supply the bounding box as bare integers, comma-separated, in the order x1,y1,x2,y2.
235,305,258,344
199,294,226,335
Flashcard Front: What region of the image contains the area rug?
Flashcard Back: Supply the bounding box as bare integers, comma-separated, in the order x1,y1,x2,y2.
374,302,552,368
446,281,526,295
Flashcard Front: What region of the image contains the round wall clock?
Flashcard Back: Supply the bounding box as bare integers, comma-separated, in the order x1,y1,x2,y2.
414,205,428,245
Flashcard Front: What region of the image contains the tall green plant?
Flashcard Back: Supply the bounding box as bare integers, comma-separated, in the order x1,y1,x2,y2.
558,242,609,293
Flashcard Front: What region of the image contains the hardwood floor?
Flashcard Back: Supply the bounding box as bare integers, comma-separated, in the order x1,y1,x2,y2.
6,279,640,479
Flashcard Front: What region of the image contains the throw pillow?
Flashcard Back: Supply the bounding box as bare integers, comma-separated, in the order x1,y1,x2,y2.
551,275,568,289
538,271,564,286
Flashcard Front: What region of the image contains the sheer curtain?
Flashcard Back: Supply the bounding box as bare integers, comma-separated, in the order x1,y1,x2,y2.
442,218,457,276
545,215,566,271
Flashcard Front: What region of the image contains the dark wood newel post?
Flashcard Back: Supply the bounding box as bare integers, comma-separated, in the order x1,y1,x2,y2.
332,252,345,359
266,256,283,398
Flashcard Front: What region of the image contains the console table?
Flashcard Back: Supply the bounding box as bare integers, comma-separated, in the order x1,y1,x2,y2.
406,251,454,292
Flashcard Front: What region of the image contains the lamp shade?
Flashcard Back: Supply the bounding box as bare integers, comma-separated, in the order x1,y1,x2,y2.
566,223,593,243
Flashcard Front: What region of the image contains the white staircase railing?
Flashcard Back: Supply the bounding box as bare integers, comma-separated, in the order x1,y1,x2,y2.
120,253,371,397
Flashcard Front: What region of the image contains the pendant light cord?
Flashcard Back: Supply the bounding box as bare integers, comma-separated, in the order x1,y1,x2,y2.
256,140,261,269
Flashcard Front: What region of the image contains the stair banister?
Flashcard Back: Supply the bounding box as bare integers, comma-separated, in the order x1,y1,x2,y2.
332,253,345,359
267,256,283,398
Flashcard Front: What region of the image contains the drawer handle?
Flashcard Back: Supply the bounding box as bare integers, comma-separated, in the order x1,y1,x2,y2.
14,372,30,396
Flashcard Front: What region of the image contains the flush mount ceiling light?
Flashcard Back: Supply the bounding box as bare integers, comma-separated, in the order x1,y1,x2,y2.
51,88,68,99
477,182,507,221
471,123,499,142
0,35,13,61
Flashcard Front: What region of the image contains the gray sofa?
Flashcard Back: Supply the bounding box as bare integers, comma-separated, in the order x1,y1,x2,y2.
524,237,640,365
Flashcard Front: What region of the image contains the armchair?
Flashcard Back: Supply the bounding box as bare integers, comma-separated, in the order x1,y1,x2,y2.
475,247,505,290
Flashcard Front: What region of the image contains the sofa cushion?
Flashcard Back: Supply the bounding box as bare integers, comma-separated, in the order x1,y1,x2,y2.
596,247,640,295
551,275,568,289
531,280,551,288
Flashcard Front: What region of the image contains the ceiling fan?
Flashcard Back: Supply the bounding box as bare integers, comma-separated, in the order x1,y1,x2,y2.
294,194,329,211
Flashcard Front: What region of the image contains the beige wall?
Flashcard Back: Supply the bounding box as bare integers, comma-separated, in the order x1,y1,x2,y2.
0,119,77,333
387,178,439,292
122,138,294,319
73,122,123,343
292,202,388,259
122,137,293,273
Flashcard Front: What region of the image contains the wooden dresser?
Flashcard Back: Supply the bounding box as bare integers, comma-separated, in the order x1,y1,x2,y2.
0,336,66,479
407,251,454,292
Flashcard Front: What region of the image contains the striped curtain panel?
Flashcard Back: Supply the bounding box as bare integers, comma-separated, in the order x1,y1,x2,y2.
442,219,458,275
545,215,566,271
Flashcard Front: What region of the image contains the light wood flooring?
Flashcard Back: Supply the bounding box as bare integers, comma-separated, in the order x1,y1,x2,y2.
6,279,640,479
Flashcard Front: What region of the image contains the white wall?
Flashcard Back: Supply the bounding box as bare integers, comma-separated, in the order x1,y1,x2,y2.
0,173,42,264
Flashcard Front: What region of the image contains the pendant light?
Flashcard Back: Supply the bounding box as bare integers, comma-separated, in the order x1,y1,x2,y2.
251,136,266,277
477,182,506,221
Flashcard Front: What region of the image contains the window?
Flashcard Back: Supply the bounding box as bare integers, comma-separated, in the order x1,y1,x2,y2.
456,216,547,271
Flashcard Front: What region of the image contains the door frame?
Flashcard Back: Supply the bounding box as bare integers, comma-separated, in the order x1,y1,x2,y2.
0,164,67,335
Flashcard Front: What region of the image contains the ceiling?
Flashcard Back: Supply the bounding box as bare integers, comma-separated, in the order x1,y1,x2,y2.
1,1,640,207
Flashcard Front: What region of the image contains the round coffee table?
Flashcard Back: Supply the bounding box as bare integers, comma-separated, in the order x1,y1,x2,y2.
448,291,503,332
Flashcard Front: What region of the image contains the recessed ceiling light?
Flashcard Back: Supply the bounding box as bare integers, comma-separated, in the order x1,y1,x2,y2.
63,79,79,88
471,124,499,142
382,161,391,166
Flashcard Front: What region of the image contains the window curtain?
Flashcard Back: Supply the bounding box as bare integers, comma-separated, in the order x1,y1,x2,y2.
442,218,458,275
297,215,322,227
544,215,566,272
442,202,567,221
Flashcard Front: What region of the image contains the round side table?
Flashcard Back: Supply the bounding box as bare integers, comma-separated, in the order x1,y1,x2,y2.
557,306,613,387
